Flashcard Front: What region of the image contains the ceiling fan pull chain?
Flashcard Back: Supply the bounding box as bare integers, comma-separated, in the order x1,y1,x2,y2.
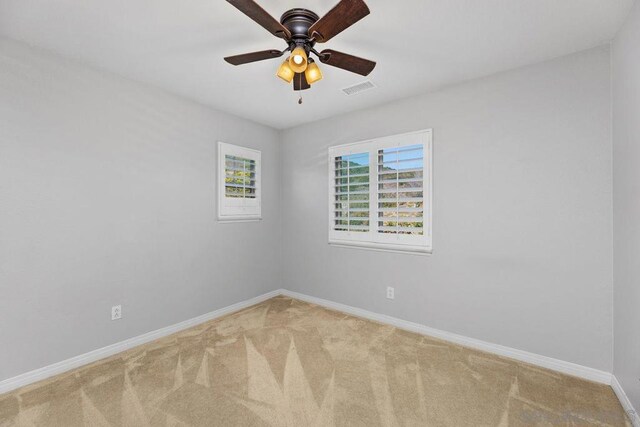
298,74,303,104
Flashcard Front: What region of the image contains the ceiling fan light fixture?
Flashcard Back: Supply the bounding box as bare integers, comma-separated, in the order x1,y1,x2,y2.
224,1,377,94
276,60,295,83
288,46,308,73
304,59,323,84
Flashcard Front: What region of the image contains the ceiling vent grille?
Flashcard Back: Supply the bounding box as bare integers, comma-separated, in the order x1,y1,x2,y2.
342,80,376,96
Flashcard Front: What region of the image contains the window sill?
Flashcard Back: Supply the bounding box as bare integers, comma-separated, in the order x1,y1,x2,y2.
328,241,432,256
218,217,262,224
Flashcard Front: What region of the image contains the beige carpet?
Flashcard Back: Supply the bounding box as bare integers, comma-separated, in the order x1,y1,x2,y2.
0,296,630,426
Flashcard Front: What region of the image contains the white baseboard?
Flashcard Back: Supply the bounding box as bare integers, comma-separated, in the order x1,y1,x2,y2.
278,289,613,385
612,375,640,427
0,290,281,395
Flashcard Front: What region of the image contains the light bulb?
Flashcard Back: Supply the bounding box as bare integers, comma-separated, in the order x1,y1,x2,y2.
288,46,308,73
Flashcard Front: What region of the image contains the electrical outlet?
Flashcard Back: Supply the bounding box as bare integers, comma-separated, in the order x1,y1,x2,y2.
386,287,395,300
111,305,122,321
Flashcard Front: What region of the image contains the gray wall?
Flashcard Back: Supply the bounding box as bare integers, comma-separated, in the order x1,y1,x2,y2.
0,36,619,384
0,38,281,381
613,1,640,409
281,46,614,372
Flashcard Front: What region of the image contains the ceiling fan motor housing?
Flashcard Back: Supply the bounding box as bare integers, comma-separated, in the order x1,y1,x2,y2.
280,8,319,48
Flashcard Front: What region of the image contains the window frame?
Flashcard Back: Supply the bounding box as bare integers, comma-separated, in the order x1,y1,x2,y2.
328,129,433,254
217,141,262,222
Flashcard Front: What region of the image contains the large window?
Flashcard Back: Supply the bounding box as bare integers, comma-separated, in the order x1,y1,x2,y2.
328,130,432,253
218,142,261,222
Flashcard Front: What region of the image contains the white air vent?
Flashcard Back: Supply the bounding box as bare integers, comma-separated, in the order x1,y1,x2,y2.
342,80,376,96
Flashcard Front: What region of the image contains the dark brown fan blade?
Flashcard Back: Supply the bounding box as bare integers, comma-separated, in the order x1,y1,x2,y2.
293,73,311,91
224,49,283,65
226,0,291,39
308,0,370,43
319,49,376,76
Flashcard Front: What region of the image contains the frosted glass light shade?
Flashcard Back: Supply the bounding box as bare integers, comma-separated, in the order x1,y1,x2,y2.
305,60,323,84
288,46,308,73
276,60,295,83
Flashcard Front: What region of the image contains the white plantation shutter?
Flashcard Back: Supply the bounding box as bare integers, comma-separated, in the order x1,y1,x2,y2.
377,144,425,235
225,155,257,199
332,152,370,233
328,130,432,253
218,142,261,221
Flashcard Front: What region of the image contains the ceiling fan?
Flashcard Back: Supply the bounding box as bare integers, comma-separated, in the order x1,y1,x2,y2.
224,0,376,92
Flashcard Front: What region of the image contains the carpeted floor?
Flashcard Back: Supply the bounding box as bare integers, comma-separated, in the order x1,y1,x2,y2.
0,296,631,426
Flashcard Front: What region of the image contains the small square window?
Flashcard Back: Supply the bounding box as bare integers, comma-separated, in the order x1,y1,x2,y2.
218,142,261,222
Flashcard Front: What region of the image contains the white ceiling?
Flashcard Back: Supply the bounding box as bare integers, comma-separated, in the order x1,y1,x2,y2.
0,0,634,129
